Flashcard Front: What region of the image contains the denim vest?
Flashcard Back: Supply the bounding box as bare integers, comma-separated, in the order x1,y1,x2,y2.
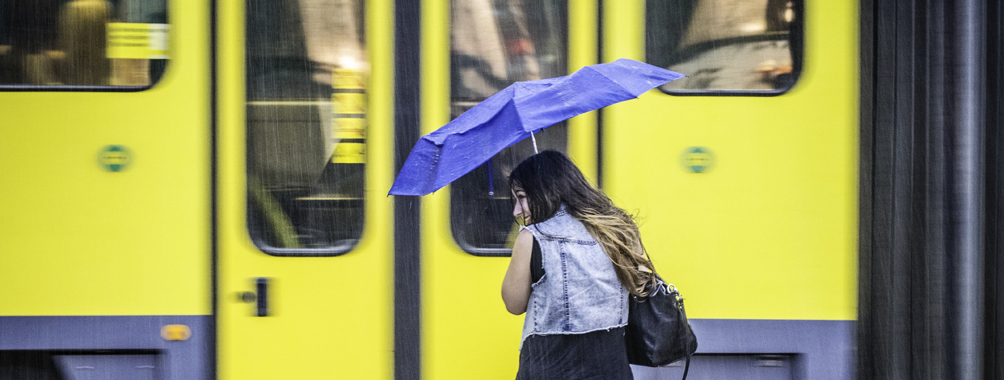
520,205,629,348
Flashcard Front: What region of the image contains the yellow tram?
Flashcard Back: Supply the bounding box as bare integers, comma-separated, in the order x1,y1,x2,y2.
0,0,856,379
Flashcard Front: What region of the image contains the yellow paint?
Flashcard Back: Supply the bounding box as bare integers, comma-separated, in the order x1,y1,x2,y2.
567,0,599,183
217,0,393,379
603,0,858,321
0,0,209,316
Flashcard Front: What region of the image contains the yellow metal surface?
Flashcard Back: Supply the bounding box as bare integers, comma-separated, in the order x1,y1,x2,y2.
216,0,393,379
567,0,600,182
603,0,858,321
422,2,601,379
0,0,210,316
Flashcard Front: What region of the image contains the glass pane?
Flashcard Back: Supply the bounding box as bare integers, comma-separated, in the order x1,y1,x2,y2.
647,0,801,93
0,0,168,87
246,0,366,255
450,0,567,256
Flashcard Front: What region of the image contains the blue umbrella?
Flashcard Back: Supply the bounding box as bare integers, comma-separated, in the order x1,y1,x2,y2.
389,58,684,196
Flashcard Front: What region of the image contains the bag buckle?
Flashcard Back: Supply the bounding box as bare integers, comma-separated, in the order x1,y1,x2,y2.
666,284,684,304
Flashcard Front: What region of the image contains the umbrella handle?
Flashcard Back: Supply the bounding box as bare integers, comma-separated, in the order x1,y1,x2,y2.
530,131,539,154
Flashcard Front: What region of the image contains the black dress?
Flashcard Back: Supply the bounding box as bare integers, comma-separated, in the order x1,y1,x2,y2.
515,237,634,380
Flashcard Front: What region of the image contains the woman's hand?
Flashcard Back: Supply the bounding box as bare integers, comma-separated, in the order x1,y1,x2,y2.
501,229,534,315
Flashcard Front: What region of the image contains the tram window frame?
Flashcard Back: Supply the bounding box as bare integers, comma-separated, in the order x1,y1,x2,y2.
448,0,570,257
645,0,804,96
0,0,169,91
244,0,367,257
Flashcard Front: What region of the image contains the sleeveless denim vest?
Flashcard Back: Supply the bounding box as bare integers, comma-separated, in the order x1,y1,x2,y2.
520,205,630,348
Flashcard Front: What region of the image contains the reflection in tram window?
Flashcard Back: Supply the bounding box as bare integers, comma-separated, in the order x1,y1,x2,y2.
450,0,567,256
647,0,802,93
245,0,366,255
0,0,167,87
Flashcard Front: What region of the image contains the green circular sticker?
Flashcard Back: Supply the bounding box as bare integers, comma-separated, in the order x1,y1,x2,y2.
682,146,713,173
98,145,132,172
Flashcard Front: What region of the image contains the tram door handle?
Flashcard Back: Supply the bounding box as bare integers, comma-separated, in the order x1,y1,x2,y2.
250,277,267,315
239,278,270,317
255,278,269,316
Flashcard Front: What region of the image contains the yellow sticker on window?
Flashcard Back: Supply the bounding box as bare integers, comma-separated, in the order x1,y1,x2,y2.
332,118,367,139
333,69,366,89
107,23,169,59
332,142,366,164
333,93,366,114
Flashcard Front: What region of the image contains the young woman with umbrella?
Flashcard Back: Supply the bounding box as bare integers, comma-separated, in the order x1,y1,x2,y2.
501,150,655,380
388,60,684,378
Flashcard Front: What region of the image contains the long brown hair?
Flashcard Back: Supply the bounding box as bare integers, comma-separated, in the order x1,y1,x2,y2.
509,150,655,296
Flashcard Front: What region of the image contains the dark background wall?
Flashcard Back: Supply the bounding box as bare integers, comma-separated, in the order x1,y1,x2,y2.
859,0,1001,379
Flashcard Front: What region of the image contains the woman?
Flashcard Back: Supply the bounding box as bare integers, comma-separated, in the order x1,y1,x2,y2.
501,150,654,380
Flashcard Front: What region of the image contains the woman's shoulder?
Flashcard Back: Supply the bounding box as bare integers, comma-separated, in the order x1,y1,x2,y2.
514,227,535,250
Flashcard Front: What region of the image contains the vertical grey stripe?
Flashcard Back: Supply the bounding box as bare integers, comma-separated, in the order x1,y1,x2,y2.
209,0,220,378
596,0,604,189
856,0,873,376
394,0,422,379
985,3,1004,378
949,1,986,379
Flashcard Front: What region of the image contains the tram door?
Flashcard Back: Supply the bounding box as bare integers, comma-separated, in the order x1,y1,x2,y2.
0,0,213,375
603,1,857,379
421,1,600,379
216,0,394,378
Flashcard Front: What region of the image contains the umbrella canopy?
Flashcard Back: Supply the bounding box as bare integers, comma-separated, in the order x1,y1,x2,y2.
389,58,684,196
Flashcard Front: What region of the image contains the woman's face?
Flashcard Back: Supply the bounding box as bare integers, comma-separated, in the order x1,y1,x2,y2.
512,185,531,224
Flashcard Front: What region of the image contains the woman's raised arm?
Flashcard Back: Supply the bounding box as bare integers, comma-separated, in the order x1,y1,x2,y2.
501,228,534,315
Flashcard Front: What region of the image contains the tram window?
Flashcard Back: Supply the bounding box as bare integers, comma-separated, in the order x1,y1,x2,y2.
450,0,568,256
245,0,366,256
0,0,168,88
646,0,802,94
